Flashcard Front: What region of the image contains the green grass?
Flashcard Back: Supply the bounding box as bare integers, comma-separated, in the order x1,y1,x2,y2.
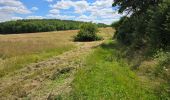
68,41,159,100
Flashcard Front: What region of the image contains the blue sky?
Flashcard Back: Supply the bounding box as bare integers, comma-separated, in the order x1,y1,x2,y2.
0,0,124,25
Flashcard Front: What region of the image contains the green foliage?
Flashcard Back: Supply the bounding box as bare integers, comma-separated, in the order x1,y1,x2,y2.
114,0,170,49
112,0,161,14
113,1,170,98
153,50,170,99
154,50,170,79
114,17,134,45
111,16,128,32
0,19,108,34
74,23,102,41
146,1,170,48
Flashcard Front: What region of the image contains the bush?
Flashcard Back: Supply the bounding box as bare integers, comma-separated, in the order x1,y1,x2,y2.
74,23,102,41
154,50,170,79
115,17,134,45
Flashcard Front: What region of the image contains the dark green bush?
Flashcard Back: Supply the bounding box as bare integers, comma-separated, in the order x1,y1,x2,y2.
146,1,170,49
74,23,102,41
114,17,134,45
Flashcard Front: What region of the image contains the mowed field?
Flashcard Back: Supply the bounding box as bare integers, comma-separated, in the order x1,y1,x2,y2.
0,28,165,99
0,30,76,77
0,27,113,77
0,27,114,99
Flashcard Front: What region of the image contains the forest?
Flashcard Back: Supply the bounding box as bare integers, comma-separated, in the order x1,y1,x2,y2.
0,19,108,34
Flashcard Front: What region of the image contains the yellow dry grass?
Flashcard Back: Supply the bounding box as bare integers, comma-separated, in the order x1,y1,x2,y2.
0,27,114,77
0,30,78,77
0,30,78,57
98,27,115,39
0,27,115,99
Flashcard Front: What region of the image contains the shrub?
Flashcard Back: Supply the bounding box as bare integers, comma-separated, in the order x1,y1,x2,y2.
74,23,102,41
154,49,170,79
115,17,134,45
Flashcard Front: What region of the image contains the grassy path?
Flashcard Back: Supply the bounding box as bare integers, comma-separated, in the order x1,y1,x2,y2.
67,41,159,100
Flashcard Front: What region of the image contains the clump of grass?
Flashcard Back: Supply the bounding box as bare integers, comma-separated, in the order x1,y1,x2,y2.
66,41,159,100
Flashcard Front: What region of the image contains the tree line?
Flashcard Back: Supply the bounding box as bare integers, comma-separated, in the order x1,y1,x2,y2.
112,0,170,98
112,0,170,50
0,19,108,34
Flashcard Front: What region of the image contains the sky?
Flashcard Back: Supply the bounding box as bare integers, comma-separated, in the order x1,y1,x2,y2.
0,0,125,25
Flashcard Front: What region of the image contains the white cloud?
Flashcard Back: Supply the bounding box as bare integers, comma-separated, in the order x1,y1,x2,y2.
48,0,119,24
49,9,60,14
76,14,96,22
93,19,118,25
0,0,31,22
73,0,89,14
0,0,122,25
0,0,31,14
0,12,23,22
0,6,30,14
46,0,53,2
50,0,89,14
11,16,23,20
0,0,24,7
92,0,113,8
26,16,45,19
0,12,12,22
77,15,89,19
31,7,38,11
50,0,73,9
47,14,75,20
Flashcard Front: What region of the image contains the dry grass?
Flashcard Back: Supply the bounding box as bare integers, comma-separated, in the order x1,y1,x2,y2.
0,30,78,58
0,27,115,99
0,30,78,77
0,27,114,77
98,27,115,40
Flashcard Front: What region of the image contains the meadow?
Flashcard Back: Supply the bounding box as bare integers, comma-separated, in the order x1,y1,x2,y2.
0,30,77,77
0,27,115,99
0,27,169,99
0,28,113,77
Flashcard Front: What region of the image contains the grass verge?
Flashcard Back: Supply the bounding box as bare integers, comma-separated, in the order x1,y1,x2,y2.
67,41,160,100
